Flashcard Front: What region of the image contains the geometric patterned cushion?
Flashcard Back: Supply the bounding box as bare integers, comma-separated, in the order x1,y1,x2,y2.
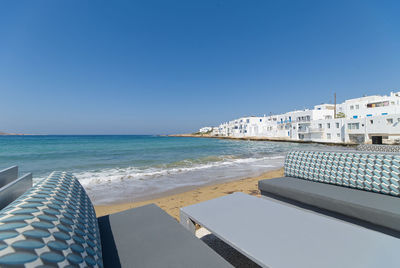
0,172,103,267
357,144,400,153
285,151,400,197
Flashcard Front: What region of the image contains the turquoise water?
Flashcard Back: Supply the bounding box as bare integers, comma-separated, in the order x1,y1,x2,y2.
0,135,332,204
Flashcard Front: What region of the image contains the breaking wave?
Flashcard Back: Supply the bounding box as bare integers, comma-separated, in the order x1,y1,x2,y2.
70,154,285,205
76,154,284,188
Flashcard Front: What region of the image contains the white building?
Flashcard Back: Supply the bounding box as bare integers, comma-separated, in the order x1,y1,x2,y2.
341,91,400,143
344,113,400,144
198,127,213,133
291,104,336,142
338,91,400,119
220,116,266,137
210,127,220,136
203,91,400,144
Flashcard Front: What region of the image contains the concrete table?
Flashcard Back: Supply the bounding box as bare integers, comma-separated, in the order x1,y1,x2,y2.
180,192,400,268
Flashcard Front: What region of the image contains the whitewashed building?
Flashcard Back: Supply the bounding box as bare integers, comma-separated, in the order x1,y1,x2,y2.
291,104,336,142
341,91,400,143
344,113,400,144
198,127,213,133
205,91,400,144
338,91,400,119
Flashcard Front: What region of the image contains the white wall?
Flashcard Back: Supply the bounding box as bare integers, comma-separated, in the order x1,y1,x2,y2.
211,91,400,144
342,91,400,119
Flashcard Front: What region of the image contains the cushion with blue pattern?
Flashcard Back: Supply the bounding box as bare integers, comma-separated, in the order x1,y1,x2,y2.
0,172,102,267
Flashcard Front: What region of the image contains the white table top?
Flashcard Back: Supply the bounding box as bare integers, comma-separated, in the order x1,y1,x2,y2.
181,192,400,268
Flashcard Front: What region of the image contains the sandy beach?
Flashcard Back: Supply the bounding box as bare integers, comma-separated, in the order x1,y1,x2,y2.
95,167,284,220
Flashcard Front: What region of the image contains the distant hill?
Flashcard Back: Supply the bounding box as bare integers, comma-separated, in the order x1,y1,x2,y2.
0,131,26,135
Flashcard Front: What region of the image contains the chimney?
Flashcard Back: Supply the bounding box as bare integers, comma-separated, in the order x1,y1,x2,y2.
334,93,337,119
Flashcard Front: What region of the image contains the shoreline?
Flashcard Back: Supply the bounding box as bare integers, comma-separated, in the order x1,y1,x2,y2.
168,134,358,147
94,167,284,220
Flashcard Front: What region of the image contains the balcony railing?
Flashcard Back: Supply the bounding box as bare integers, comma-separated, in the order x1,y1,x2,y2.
309,128,324,133
297,128,310,133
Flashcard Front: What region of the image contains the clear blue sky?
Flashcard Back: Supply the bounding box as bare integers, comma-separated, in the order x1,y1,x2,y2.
1,0,399,134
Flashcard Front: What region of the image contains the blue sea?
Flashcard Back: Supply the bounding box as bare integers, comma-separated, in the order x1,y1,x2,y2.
0,135,334,205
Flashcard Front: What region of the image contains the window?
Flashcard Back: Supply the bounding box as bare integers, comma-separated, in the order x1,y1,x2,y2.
246,119,250,123
336,123,339,128
370,120,373,124
367,101,389,108
318,124,322,129
350,105,354,110
337,133,340,138
327,133,331,139
327,123,331,129
260,119,262,122
387,118,393,124
348,123,360,130
355,105,359,109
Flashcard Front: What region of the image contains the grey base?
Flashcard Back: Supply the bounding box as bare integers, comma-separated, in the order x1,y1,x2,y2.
98,204,232,268
258,177,400,233
0,172,32,210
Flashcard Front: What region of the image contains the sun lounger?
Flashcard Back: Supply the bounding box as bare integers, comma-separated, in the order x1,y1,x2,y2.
0,166,18,188
181,150,400,267
180,192,400,268
0,172,103,267
0,171,232,267
0,166,32,209
258,150,400,233
259,177,400,233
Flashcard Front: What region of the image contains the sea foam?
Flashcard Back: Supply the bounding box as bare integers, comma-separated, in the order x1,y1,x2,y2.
75,154,285,205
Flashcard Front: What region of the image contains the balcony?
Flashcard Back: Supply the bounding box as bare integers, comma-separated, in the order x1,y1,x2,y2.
309,127,324,133
298,128,310,133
